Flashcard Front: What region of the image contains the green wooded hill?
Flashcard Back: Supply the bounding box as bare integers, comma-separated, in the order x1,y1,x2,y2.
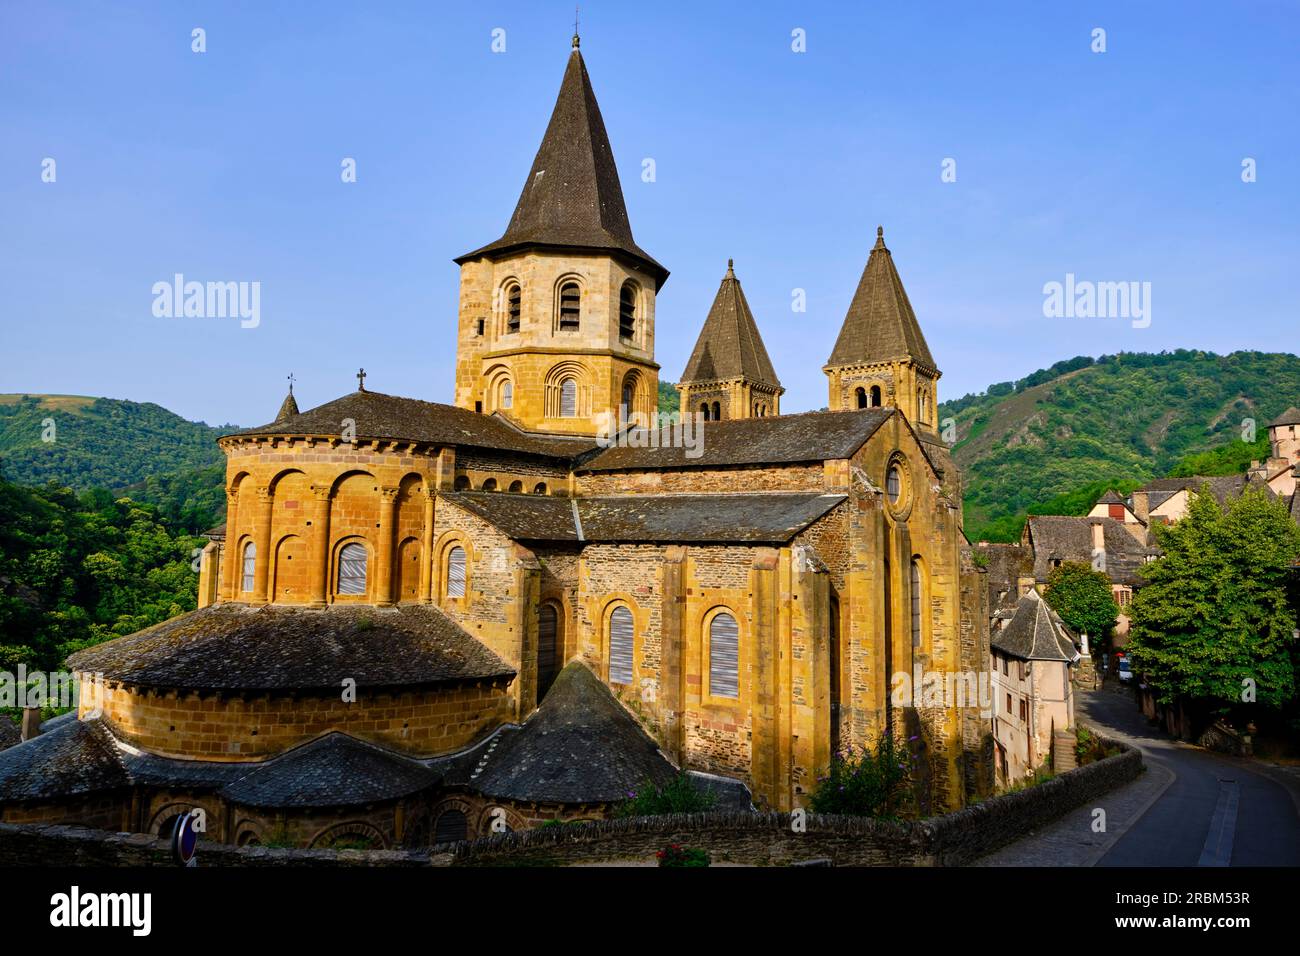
0,394,234,492
940,350,1300,542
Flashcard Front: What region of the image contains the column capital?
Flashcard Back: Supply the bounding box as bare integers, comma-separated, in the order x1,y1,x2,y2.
380,486,401,502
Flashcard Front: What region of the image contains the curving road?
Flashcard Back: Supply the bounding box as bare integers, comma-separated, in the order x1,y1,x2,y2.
1080,688,1300,866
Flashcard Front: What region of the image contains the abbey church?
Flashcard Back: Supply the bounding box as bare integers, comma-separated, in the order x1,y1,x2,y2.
0,36,992,849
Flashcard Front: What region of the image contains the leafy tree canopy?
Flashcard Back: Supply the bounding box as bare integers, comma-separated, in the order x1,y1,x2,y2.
1043,561,1120,641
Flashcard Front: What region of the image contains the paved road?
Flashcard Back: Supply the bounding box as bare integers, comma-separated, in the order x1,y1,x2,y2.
1080,689,1300,866
980,687,1300,866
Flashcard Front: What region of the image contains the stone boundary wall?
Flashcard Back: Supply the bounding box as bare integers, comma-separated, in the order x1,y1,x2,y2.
0,743,1140,867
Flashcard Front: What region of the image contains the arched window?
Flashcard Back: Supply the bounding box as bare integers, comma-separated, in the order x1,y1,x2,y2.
433,809,467,844
503,282,522,334
500,380,513,409
481,477,498,492
870,385,882,407
621,382,634,416
337,542,368,595
559,377,578,417
608,605,634,685
918,389,928,422
619,282,637,341
709,611,740,699
558,281,581,331
453,475,471,491
855,387,867,409
446,546,467,598
508,480,523,493
241,541,256,592
712,401,721,421
911,560,923,648
532,482,548,495
700,402,710,421
886,465,902,504
538,604,560,700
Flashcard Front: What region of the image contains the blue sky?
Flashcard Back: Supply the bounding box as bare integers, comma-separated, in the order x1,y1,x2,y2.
2,1,1297,427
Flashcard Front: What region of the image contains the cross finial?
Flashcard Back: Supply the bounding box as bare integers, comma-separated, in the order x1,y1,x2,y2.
286,372,295,395
356,368,367,391
572,3,580,48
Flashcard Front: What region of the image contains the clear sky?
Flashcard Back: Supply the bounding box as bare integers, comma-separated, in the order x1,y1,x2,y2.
2,1,1297,427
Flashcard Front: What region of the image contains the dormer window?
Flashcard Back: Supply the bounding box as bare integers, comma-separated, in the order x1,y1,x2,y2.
558,281,581,331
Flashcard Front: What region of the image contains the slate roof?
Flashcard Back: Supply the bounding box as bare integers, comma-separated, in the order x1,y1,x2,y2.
66,604,515,693
1024,515,1156,587
275,390,300,422
1096,489,1127,506
0,718,131,802
679,260,781,389
1141,475,1248,510
1269,406,1300,427
579,407,893,472
220,733,439,809
826,227,936,372
991,590,1079,663
0,716,21,752
454,42,668,289
977,542,1033,613
229,389,598,461
466,662,678,804
441,491,846,544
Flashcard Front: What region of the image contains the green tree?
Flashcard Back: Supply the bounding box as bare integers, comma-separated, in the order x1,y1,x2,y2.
1127,487,1300,710
1043,561,1120,642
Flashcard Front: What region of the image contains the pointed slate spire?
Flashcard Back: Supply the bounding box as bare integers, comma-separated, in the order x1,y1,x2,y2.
827,227,936,371
455,41,668,288
680,259,781,387
275,374,299,422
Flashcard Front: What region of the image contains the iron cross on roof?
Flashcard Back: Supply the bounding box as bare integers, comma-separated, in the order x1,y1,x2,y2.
356,368,366,391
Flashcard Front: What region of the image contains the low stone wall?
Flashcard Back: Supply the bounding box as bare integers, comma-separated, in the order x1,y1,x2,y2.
0,743,1141,867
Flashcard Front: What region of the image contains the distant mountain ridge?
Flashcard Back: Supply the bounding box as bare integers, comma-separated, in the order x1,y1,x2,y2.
0,394,235,493
939,350,1300,541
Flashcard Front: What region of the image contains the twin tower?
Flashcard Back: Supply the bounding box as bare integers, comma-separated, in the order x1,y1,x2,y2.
452,36,942,438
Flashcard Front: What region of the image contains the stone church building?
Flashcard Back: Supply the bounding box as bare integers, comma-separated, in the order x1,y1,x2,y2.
0,36,992,849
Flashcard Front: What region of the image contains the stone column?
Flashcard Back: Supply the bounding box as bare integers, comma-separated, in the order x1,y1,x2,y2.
374,486,399,605
659,546,687,763
750,548,781,810
219,488,240,601
419,488,436,602
250,486,273,604
307,486,332,607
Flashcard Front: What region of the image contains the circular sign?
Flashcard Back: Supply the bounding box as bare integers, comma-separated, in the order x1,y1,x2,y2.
172,810,200,866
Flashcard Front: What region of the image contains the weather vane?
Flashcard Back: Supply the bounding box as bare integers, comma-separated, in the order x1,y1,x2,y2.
287,372,295,395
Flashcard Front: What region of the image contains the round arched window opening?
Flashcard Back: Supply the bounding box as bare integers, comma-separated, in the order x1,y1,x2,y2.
886,465,902,504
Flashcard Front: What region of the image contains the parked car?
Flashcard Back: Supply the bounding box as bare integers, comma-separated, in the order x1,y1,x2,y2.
1117,658,1133,682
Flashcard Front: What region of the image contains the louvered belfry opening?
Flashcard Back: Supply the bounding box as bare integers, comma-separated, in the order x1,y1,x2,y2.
709,612,739,699
619,282,636,341
558,282,581,331
446,546,467,598
434,809,467,844
337,542,367,595
506,282,522,334
608,605,634,684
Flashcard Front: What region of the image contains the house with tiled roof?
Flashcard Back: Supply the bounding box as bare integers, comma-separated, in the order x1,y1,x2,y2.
989,590,1080,784
0,34,993,848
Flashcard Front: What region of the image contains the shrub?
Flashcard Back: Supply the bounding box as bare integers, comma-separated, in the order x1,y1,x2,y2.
808,733,917,820
614,772,717,818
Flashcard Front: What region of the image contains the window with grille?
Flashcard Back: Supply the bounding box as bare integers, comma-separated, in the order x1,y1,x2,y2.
241,542,256,592
337,542,367,595
619,283,636,340
709,612,739,699
558,281,581,331
446,546,467,598
608,605,634,684
433,810,467,844
505,283,521,333
559,377,577,417
538,604,559,698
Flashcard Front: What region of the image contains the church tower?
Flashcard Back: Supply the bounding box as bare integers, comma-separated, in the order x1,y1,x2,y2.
824,227,940,434
677,259,783,420
452,35,668,436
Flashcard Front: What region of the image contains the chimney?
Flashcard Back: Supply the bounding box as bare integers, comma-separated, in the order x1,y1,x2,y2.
20,707,41,741
1131,489,1150,524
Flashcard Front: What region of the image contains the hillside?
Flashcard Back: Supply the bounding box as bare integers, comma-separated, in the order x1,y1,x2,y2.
0,394,235,493
940,350,1300,541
